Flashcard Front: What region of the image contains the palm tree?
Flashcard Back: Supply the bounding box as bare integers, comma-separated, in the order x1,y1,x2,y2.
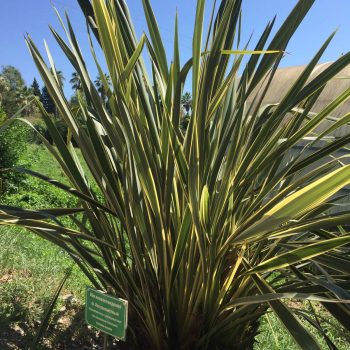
17,86,36,117
50,68,65,89
94,72,110,102
180,92,192,131
181,92,192,116
70,72,82,91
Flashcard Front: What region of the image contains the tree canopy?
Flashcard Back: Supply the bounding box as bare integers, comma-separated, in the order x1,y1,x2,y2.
0,65,26,116
31,78,41,98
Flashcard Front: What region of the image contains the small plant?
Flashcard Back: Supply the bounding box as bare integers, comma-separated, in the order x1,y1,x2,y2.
2,0,350,349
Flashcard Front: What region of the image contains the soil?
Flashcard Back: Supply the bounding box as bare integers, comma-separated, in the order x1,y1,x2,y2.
0,296,122,350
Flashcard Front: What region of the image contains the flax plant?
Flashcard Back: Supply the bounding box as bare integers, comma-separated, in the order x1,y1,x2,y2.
2,0,350,348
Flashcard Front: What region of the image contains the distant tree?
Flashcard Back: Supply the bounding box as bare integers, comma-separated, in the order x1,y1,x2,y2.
0,119,28,193
180,92,192,131
0,65,26,116
69,92,86,113
40,70,65,118
181,92,192,116
50,68,65,89
70,72,82,92
0,76,9,105
31,78,41,98
0,103,6,123
40,86,55,115
94,73,111,102
17,86,37,117
1,65,25,91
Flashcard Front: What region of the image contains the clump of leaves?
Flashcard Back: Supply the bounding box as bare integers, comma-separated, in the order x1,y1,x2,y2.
0,121,29,193
2,0,350,349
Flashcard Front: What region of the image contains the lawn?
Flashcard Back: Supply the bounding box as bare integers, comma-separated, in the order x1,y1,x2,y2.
1,144,349,349
0,144,96,349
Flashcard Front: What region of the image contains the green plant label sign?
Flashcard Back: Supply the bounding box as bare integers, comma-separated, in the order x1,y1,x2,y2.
85,287,128,340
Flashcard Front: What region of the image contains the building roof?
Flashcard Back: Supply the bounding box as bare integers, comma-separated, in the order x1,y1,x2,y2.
249,61,350,137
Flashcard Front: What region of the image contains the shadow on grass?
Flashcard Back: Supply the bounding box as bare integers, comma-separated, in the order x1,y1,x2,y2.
0,296,39,349
0,294,122,350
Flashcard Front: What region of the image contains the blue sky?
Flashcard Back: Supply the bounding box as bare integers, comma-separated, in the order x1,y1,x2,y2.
1,0,350,96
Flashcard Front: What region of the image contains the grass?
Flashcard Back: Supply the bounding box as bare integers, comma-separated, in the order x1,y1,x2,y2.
22,143,68,181
1,143,350,349
254,306,350,350
0,143,91,349
0,143,86,295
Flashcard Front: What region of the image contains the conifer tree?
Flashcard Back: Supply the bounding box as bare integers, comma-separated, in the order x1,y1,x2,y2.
40,86,55,115
31,78,41,98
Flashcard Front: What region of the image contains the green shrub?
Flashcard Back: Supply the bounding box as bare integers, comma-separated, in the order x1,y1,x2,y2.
0,120,29,193
29,120,47,144
0,104,6,123
5,179,77,210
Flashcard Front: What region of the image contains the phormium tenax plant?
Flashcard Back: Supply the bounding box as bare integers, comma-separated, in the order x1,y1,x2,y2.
1,0,350,349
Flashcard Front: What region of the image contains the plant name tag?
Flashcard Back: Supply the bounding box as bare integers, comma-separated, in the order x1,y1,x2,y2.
85,287,128,340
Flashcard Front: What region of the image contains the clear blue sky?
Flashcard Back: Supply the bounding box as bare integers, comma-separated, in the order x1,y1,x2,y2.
0,0,350,97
